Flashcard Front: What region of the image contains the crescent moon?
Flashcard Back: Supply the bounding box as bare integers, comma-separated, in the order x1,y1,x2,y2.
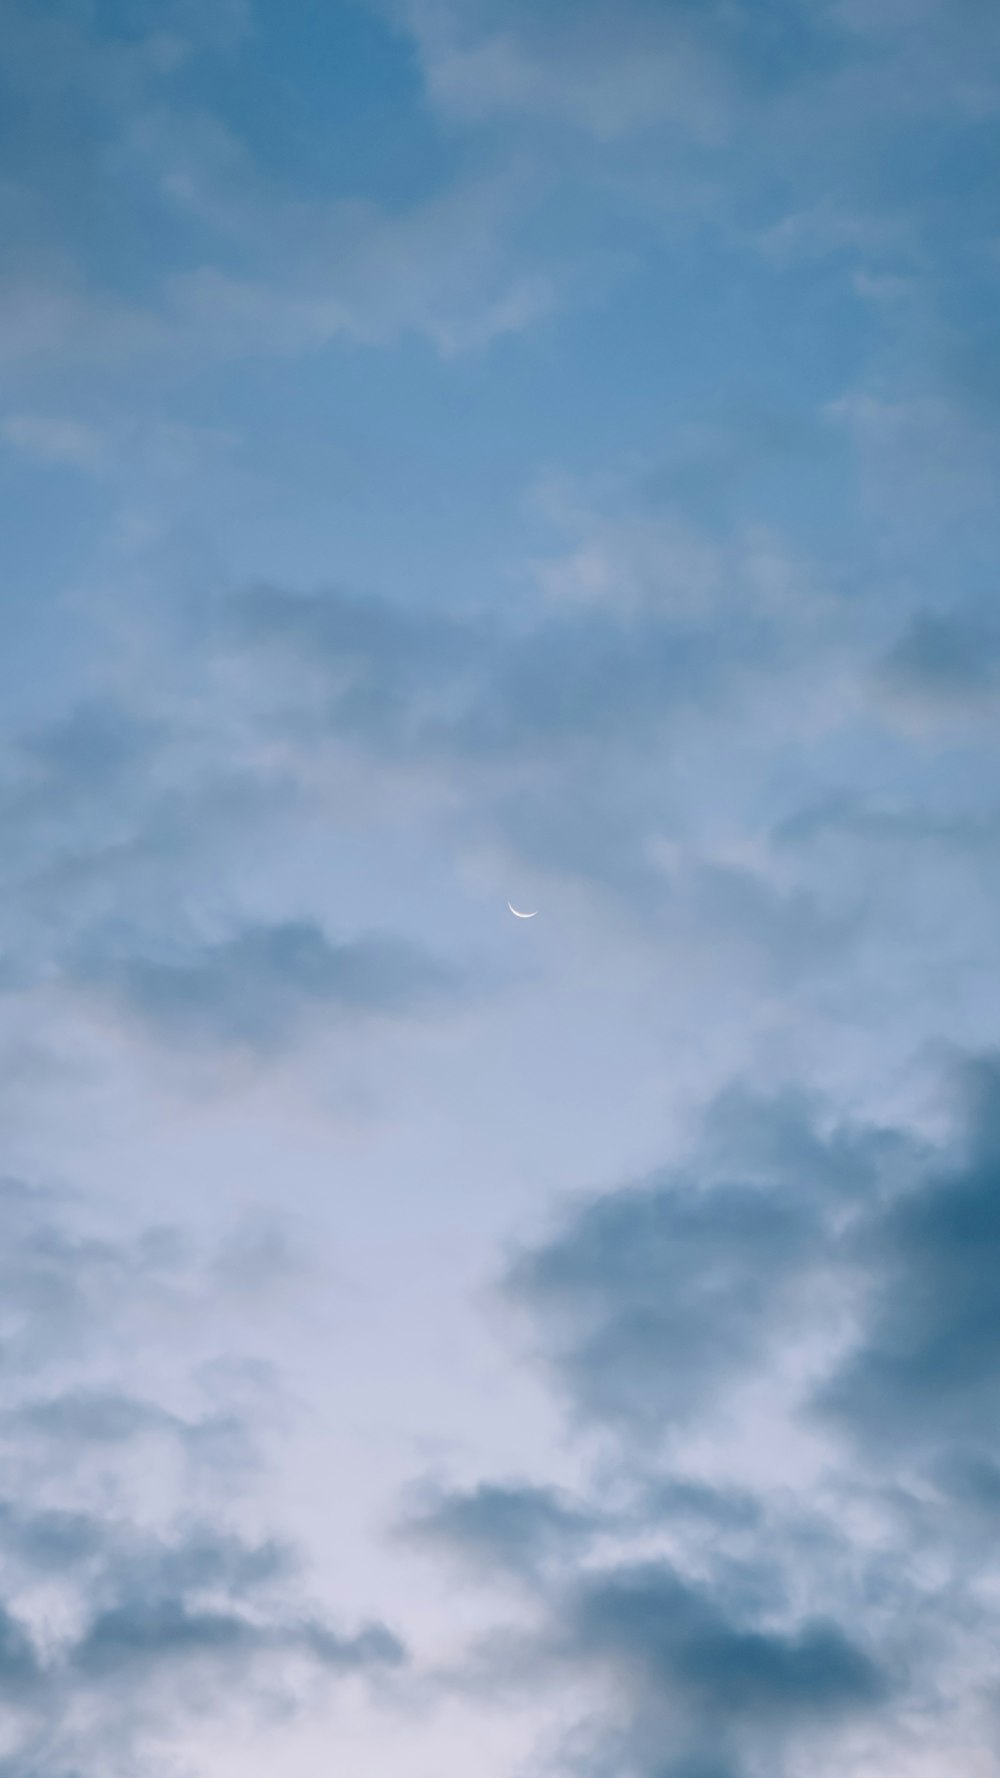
507,901,538,919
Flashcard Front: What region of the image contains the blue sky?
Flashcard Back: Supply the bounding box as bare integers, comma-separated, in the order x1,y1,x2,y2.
2,2,1000,1774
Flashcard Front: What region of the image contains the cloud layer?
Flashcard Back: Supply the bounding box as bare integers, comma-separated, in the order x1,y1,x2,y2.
1,0,999,1774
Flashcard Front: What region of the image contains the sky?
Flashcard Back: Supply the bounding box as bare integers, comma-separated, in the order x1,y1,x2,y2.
1,1,1000,1774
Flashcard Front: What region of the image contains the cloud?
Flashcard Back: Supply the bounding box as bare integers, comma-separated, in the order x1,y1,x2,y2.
0,10,996,1778
165,172,558,358
0,1176,405,1774
71,918,459,1051
0,1520,403,1772
0,689,466,1067
6,1388,188,1446
505,1058,1000,1482
818,1055,1000,1462
70,1591,402,1685
221,566,791,905
400,1480,599,1577
0,0,562,390
880,604,1000,710
433,1529,894,1778
391,0,841,141
504,1085,896,1437
393,1066,1000,1776
545,1559,889,1778
563,1560,887,1720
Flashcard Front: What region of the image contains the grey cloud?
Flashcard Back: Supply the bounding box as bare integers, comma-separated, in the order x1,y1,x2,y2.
0,695,251,978
0,1180,405,1773
818,1054,1000,1459
773,792,1000,854
231,582,773,763
931,1451,1000,1519
0,1504,106,1572
114,1526,293,1601
19,702,162,798
71,1595,403,1684
507,1061,1000,1478
638,1477,763,1533
237,548,993,1002
72,918,458,1050
402,1474,770,1586
0,688,466,1052
0,1520,403,1766
230,583,483,755
508,1177,818,1434
0,1177,185,1375
448,610,766,757
401,1481,599,1576
3,1389,250,1473
0,1608,42,1694
880,604,1000,708
505,1085,897,1436
400,1066,1000,1778
565,1561,886,1720
386,1085,976,1778
681,861,863,986
8,1390,182,1446
536,1560,889,1778
303,1621,406,1669
440,1520,893,1778
224,579,791,908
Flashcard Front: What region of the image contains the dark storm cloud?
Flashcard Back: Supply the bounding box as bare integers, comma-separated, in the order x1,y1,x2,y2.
73,917,458,1050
